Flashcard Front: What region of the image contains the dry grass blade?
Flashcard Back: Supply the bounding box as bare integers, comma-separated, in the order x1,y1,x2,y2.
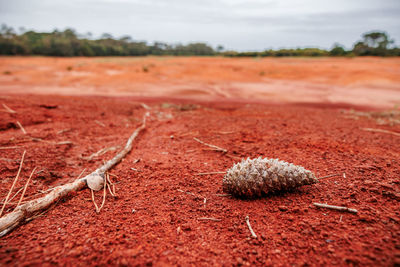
318,173,341,180
361,127,400,137
0,146,22,150
313,203,358,213
16,121,27,135
140,103,151,110
0,151,26,217
94,120,106,127
57,128,71,135
0,112,149,237
15,167,37,209
193,137,227,153
29,137,73,146
2,103,16,113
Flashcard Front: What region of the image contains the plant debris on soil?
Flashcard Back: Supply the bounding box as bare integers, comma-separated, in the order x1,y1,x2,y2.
0,93,399,266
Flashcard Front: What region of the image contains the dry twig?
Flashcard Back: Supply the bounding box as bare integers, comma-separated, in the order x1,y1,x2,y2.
313,203,358,214
193,137,227,153
0,151,26,217
0,113,149,237
245,215,257,238
361,127,400,137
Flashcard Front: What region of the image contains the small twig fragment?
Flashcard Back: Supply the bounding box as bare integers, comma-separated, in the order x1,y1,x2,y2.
0,146,21,150
216,193,231,197
140,103,151,110
2,104,16,113
193,137,227,153
16,121,27,135
56,141,73,145
245,215,257,238
318,173,340,180
57,128,71,135
361,127,400,137
94,120,106,127
313,203,358,214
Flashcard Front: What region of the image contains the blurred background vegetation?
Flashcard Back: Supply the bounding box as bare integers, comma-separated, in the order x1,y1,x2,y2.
0,24,399,57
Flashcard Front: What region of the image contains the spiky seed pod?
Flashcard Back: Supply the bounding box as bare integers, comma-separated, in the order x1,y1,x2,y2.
222,157,318,198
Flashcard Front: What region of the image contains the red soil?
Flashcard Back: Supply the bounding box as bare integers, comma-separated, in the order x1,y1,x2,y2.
0,57,399,266
1,56,400,108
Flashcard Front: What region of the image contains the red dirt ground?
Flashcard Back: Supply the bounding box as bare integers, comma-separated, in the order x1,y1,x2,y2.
0,57,399,266
1,56,400,108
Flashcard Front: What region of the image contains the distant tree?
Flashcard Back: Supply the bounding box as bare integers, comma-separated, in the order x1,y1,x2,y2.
0,24,398,57
119,35,132,42
101,33,113,39
330,43,347,56
353,31,394,56
0,24,16,38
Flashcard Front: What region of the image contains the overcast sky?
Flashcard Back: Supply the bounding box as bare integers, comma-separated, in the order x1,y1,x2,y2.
1,0,399,51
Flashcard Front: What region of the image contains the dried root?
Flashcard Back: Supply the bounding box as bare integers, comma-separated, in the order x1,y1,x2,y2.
90,173,117,213
0,112,149,237
223,157,318,198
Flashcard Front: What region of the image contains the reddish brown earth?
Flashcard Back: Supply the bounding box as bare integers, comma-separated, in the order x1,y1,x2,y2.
1,56,400,108
0,57,399,266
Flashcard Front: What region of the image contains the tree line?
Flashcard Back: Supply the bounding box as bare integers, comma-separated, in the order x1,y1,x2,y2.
0,24,399,57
